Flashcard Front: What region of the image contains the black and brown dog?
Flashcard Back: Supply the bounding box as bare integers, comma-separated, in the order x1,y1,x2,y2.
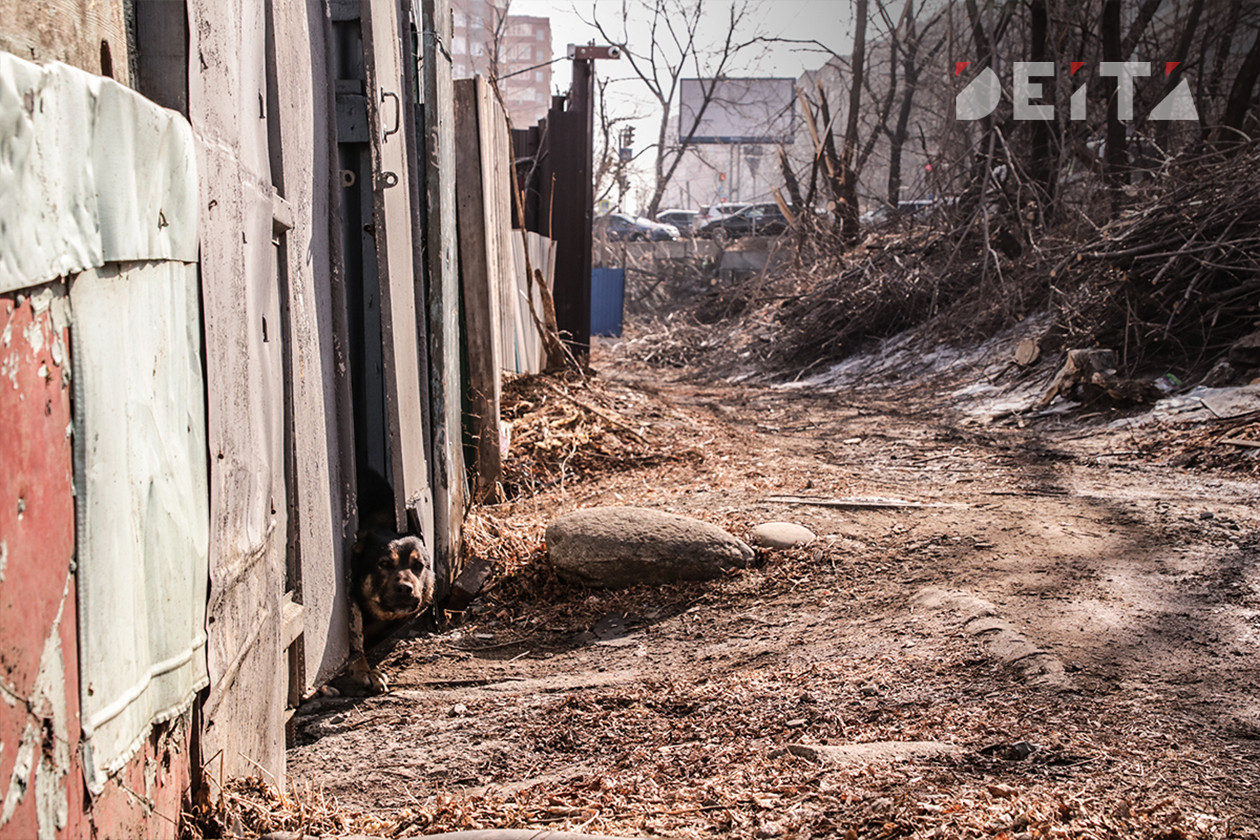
344,469,435,694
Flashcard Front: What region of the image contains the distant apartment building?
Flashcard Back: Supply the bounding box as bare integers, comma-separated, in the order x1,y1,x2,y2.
450,0,552,127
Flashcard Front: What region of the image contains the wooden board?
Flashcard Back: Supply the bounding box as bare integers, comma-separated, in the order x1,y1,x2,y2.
454,77,504,497
422,0,468,595
0,0,131,84
267,0,355,691
190,0,288,782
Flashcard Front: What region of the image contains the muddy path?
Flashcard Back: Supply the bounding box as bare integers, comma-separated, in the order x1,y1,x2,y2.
284,351,1260,839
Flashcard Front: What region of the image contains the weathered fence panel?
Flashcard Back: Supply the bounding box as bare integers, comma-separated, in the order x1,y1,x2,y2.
423,0,467,593
454,76,508,495
363,0,434,535
190,0,289,781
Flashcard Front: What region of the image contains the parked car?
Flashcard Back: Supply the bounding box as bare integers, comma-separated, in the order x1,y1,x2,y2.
860,197,957,226
596,212,680,241
655,209,699,236
696,202,750,229
695,202,791,241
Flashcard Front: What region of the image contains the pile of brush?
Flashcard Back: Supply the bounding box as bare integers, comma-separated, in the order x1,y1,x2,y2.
1050,143,1260,372
767,226,980,369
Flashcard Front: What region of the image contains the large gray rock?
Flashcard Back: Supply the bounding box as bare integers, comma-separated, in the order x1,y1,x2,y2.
546,506,754,588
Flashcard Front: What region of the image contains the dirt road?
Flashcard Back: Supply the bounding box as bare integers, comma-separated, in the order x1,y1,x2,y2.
285,345,1260,839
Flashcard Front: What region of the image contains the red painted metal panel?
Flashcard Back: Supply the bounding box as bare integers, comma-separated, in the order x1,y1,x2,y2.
0,289,84,839
0,289,192,839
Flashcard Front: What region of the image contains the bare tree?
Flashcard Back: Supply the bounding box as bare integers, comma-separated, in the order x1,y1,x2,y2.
585,0,760,218
833,0,869,243
592,78,649,208
884,3,945,208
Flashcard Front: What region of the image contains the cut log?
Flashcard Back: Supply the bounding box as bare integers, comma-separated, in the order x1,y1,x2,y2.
1038,348,1117,408
1014,338,1041,366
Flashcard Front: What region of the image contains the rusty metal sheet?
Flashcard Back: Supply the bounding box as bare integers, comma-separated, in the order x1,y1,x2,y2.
0,53,198,293
71,261,209,795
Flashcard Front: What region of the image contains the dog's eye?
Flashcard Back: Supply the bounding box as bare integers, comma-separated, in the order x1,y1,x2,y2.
377,557,393,569
410,550,419,562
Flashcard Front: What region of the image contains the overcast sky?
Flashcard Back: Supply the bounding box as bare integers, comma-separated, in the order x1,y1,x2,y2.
511,0,858,112
507,0,864,211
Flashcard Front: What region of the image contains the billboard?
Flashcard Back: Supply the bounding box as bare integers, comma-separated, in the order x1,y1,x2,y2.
678,77,796,144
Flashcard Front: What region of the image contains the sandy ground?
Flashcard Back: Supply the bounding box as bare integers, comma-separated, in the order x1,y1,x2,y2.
281,338,1260,839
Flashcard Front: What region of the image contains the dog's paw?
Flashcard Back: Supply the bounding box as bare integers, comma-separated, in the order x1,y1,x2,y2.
348,656,389,695
364,666,389,694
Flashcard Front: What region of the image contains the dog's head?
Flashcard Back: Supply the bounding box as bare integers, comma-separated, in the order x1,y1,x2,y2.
352,528,435,622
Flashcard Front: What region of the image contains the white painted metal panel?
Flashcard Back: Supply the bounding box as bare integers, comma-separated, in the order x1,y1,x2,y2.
509,231,555,374
0,49,209,797
71,260,209,795
0,54,198,293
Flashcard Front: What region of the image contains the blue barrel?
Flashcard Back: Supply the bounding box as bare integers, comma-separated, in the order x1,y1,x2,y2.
590,268,625,337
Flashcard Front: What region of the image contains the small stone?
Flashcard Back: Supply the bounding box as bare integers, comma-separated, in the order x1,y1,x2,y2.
449,703,468,717
751,521,816,549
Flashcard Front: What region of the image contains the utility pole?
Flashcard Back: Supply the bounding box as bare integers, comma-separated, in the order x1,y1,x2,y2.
549,44,619,364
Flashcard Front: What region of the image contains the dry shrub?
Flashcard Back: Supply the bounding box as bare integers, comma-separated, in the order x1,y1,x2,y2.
1048,143,1260,373
498,370,700,498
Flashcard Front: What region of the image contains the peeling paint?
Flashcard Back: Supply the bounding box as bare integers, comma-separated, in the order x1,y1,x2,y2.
0,572,71,838
0,539,7,581
22,319,44,356
2,350,16,390
27,287,54,316
0,724,35,824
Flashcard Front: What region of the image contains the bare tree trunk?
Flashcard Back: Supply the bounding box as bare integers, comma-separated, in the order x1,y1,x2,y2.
1028,0,1055,203
777,146,804,207
1102,0,1127,205
886,4,914,208
1120,0,1166,59
589,0,754,220
962,0,999,213
1220,23,1260,140
886,4,942,209
838,0,868,244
